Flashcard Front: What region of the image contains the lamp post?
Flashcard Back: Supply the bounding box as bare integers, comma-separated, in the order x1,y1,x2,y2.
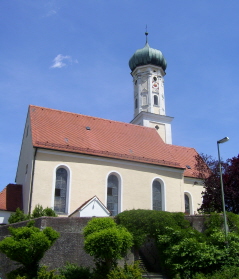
217,136,229,243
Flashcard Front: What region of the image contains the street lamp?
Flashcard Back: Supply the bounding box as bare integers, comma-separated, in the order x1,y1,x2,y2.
217,137,229,243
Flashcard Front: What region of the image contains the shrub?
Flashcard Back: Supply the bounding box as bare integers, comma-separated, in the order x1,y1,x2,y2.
116,209,191,247
8,266,62,279
83,217,116,238
0,221,59,278
32,204,58,218
84,217,133,277
59,262,92,279
107,262,143,279
8,208,30,224
193,265,239,279
8,205,57,224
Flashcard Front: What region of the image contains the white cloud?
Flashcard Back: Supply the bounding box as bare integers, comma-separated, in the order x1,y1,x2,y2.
46,9,57,17
50,54,72,69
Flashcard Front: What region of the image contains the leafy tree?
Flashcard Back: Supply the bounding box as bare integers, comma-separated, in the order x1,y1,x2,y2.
0,221,59,278
8,208,30,224
32,204,57,218
83,218,133,278
196,154,239,214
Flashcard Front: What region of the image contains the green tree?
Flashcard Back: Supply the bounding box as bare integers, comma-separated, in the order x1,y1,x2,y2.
8,208,30,224
8,205,57,224
31,204,57,218
83,218,133,278
0,221,59,278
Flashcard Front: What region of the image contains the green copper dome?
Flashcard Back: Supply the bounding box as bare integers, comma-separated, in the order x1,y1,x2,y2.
129,42,167,72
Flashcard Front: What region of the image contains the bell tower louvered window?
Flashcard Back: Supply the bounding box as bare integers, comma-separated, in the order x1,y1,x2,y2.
54,168,67,213
107,174,119,216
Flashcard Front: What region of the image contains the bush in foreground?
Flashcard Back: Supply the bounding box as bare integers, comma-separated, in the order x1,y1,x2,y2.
107,262,143,279
0,221,59,278
59,262,92,279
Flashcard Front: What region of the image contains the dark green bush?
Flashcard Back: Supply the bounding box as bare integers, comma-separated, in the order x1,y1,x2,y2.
193,265,239,279
32,204,58,218
115,209,191,247
8,208,30,224
59,262,92,279
107,262,143,279
8,266,62,279
0,221,59,278
8,205,57,224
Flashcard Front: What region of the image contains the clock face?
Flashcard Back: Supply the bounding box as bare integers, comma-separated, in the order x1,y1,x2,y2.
152,82,159,89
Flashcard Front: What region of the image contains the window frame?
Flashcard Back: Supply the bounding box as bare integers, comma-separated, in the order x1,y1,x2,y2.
184,192,193,215
52,164,71,214
106,171,122,216
151,178,166,211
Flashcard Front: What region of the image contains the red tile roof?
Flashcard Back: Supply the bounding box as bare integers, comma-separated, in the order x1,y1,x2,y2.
29,105,204,178
0,184,23,211
29,105,183,169
167,145,202,178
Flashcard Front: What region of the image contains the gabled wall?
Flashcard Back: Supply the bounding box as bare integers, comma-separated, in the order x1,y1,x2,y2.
15,109,35,214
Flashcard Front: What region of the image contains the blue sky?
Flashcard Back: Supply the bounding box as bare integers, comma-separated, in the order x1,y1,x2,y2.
1,1,239,191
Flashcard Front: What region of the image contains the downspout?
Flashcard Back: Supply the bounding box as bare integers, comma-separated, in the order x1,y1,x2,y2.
28,147,38,214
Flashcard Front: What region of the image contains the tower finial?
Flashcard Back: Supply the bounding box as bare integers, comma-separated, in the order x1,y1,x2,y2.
145,25,148,43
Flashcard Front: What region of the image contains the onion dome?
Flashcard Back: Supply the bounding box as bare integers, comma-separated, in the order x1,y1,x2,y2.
129,33,167,72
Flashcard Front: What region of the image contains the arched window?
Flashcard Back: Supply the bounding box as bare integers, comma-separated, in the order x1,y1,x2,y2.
107,174,119,216
152,180,162,211
154,95,158,106
54,168,68,213
184,193,190,215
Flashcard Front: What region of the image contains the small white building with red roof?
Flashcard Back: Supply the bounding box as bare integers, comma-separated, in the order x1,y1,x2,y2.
9,34,206,219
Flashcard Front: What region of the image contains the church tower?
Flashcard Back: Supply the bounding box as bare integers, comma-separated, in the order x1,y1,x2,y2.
129,33,173,144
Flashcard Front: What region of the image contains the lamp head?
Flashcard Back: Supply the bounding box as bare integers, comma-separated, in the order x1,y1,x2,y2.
217,137,229,144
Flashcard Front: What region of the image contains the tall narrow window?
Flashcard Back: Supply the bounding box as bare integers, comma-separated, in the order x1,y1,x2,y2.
152,180,162,211
135,98,138,109
107,174,119,216
54,168,67,213
184,194,190,215
154,95,158,105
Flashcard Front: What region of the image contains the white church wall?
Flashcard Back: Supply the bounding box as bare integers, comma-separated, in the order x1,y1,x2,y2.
184,178,204,214
30,149,186,215
15,111,35,214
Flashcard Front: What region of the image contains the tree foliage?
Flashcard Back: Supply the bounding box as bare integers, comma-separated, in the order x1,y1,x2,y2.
107,262,143,279
196,154,239,214
8,208,30,224
59,262,92,279
0,221,59,278
117,210,239,278
83,218,133,277
8,204,57,224
116,209,189,247
31,204,58,218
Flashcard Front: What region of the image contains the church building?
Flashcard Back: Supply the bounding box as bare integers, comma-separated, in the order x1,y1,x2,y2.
1,34,205,221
